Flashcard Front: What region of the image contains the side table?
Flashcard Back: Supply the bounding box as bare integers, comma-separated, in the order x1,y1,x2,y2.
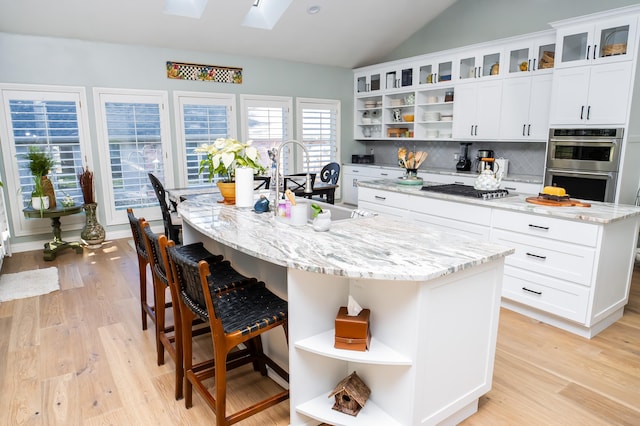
23,204,84,261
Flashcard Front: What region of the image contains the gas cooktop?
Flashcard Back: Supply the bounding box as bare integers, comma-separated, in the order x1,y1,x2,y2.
421,184,510,200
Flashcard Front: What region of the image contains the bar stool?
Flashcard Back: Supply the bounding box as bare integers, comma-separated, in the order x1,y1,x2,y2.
167,246,289,425
127,208,154,330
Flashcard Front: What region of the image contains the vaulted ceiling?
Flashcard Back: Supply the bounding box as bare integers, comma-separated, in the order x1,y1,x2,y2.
0,0,457,69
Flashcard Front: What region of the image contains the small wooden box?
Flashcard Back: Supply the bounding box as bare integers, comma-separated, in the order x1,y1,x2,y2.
334,307,371,351
387,128,408,138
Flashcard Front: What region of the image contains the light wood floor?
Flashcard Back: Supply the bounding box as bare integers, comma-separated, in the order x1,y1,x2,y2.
0,239,639,425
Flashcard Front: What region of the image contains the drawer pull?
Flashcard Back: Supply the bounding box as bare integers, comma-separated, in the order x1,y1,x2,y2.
454,181,465,185
522,287,542,295
380,173,389,176
526,252,547,260
528,224,549,231
504,186,516,191
374,196,387,201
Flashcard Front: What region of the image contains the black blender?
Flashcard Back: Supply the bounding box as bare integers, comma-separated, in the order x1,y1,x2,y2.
456,143,472,171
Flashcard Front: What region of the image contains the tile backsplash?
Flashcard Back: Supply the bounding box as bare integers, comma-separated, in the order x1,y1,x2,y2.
361,140,546,176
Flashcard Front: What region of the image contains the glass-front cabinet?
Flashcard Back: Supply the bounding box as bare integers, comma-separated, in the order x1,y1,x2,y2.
383,64,415,90
504,32,556,75
554,15,638,68
417,55,455,86
457,47,502,81
355,70,382,94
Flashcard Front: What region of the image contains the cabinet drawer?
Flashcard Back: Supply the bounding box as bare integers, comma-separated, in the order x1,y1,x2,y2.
492,229,595,286
358,200,406,219
500,181,541,195
492,209,599,246
412,211,490,240
359,187,409,207
410,195,492,226
502,266,589,324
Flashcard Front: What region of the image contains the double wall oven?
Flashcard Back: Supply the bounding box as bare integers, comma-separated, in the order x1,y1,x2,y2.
545,128,623,203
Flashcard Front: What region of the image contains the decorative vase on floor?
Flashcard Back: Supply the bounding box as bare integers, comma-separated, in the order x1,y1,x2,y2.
217,181,236,205
81,202,106,248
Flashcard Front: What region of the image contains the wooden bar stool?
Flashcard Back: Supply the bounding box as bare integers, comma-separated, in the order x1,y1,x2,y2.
127,208,154,330
167,246,289,425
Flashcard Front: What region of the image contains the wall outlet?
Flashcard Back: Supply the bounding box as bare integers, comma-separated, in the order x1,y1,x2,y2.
454,153,459,160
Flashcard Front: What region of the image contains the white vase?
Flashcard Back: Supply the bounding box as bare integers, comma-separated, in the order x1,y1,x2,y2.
235,167,254,208
32,196,50,210
312,210,331,232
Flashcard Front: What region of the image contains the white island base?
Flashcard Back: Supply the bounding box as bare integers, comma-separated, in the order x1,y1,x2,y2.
287,263,504,426
180,200,510,426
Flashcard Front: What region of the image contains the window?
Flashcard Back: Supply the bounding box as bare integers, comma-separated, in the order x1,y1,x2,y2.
173,92,236,186
296,98,340,174
93,88,172,225
240,95,293,173
0,84,91,236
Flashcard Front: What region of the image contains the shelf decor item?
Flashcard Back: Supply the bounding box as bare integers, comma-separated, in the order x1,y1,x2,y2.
25,146,56,214
194,138,266,205
166,61,243,84
77,166,106,248
328,371,371,417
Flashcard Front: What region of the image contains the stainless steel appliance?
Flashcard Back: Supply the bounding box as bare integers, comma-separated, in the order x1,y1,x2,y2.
421,184,511,200
475,149,495,172
545,128,623,202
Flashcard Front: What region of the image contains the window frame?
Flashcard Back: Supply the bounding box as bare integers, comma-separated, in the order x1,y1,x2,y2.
295,97,341,174
172,91,237,188
93,87,173,226
0,84,93,237
240,94,293,174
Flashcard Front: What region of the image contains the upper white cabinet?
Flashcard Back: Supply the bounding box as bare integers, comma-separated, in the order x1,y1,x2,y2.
354,69,382,95
416,54,455,87
553,14,638,68
457,46,502,82
383,63,415,90
452,80,502,140
549,61,633,126
500,73,553,140
503,32,556,75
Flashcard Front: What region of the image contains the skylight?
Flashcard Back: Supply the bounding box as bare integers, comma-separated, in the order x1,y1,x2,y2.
164,0,208,19
242,0,293,30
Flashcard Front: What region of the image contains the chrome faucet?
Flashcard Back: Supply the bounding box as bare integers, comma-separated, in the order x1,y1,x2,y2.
273,140,313,215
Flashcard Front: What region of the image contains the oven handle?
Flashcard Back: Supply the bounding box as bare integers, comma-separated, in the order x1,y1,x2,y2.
546,169,615,179
549,139,619,146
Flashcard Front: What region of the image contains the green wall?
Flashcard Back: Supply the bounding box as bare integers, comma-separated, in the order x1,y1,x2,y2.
0,32,353,247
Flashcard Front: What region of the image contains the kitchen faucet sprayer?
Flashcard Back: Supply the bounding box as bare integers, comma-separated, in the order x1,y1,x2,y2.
273,140,313,215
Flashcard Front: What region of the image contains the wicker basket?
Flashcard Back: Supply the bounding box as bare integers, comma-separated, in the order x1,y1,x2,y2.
602,43,627,56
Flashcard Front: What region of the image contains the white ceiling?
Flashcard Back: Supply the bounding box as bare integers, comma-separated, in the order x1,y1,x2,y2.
0,0,457,69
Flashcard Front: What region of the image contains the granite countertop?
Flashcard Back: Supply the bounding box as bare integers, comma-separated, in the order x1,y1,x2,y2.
178,194,513,281
345,163,543,185
358,179,640,224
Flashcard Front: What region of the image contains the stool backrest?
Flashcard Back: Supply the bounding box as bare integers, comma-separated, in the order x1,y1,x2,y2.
141,220,169,286
320,162,340,184
127,208,147,258
167,245,209,321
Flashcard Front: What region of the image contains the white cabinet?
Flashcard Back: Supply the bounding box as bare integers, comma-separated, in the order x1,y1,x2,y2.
500,180,541,195
408,196,491,239
457,46,503,81
490,208,639,338
499,73,552,141
549,61,633,126
354,69,382,94
358,187,408,219
416,54,455,86
554,15,638,68
503,32,556,75
342,166,404,205
383,63,415,90
453,80,502,139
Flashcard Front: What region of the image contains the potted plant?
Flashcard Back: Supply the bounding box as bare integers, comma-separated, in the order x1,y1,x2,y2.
77,166,105,248
194,138,266,205
25,146,55,211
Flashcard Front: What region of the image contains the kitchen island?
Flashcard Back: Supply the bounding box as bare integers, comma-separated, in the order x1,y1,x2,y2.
357,179,640,338
178,194,514,426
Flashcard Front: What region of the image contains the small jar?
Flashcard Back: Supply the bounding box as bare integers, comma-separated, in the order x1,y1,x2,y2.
445,91,454,102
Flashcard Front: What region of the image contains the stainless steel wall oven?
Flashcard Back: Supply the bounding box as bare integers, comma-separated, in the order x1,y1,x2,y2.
545,128,623,202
